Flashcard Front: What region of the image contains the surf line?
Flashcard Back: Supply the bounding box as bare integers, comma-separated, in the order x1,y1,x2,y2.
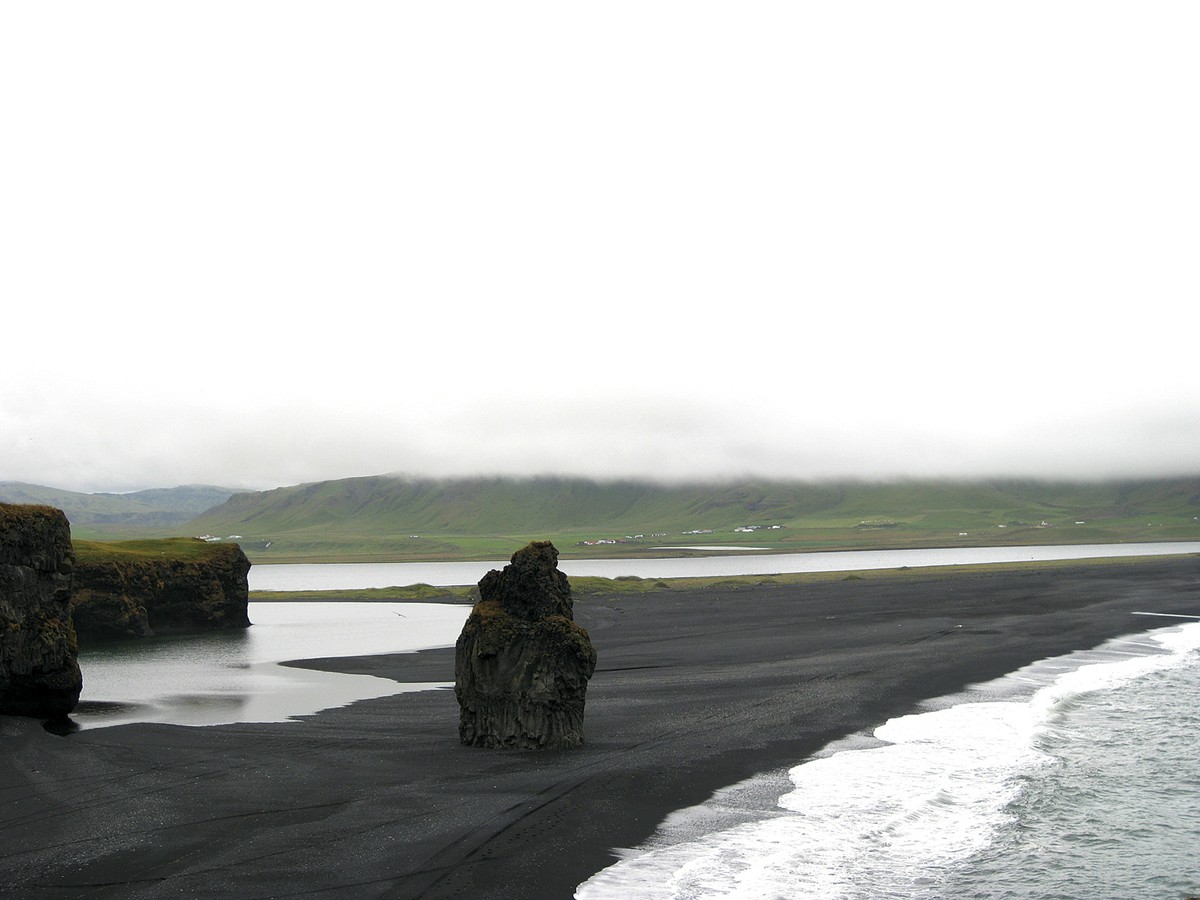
1132,611,1200,619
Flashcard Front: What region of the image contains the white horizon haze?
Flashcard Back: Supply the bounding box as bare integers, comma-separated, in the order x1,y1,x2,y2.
3,3,1198,495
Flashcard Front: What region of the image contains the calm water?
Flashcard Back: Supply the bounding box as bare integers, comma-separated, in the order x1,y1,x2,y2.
74,602,468,730
250,541,1200,591
575,620,1200,900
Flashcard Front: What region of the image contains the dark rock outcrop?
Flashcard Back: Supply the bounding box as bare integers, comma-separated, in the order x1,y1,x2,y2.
455,541,596,749
72,540,251,639
0,503,82,718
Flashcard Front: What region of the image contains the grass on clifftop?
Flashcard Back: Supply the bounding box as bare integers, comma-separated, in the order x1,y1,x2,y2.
73,537,236,564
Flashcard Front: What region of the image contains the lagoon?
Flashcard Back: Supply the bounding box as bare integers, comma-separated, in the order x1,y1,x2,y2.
248,541,1200,591
74,601,468,730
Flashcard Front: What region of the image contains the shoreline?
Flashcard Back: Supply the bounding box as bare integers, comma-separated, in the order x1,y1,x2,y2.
2,556,1198,898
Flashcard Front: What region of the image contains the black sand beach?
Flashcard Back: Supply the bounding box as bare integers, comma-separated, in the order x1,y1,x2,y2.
3,557,1198,899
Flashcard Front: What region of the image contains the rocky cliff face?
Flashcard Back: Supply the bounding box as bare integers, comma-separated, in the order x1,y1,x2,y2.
0,503,82,718
455,541,596,749
72,540,251,639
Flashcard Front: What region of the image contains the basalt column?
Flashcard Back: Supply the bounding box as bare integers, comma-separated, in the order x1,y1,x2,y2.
455,541,596,749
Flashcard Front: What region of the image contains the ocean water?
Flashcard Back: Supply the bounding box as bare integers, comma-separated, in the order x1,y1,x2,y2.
576,620,1200,900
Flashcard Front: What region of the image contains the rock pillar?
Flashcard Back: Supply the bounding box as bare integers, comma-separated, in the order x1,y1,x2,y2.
455,541,596,749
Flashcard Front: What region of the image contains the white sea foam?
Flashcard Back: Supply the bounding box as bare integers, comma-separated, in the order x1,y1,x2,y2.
576,622,1200,899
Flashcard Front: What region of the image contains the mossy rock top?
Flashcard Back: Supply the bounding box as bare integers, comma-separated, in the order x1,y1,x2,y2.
477,540,573,621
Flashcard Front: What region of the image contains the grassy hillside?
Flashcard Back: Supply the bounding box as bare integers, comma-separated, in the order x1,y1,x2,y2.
181,475,1200,563
0,483,239,538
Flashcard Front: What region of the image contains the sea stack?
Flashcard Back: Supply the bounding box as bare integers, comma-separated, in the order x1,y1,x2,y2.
0,503,83,719
72,539,252,639
455,541,596,749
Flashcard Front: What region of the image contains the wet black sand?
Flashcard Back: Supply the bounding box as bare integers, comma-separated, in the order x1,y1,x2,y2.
2,557,1198,899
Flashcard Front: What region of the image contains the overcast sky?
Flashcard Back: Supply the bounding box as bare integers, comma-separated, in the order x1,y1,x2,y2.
2,3,1197,494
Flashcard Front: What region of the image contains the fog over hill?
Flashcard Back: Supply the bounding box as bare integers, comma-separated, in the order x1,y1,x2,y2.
3,6,1197,497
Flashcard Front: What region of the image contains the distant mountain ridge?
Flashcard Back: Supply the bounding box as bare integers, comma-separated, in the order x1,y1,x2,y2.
0,482,241,533
180,474,1200,561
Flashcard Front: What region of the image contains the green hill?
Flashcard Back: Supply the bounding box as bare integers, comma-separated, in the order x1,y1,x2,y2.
180,475,1200,562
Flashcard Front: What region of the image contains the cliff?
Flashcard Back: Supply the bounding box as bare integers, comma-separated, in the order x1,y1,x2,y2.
0,503,82,718
72,539,251,638
455,541,597,749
